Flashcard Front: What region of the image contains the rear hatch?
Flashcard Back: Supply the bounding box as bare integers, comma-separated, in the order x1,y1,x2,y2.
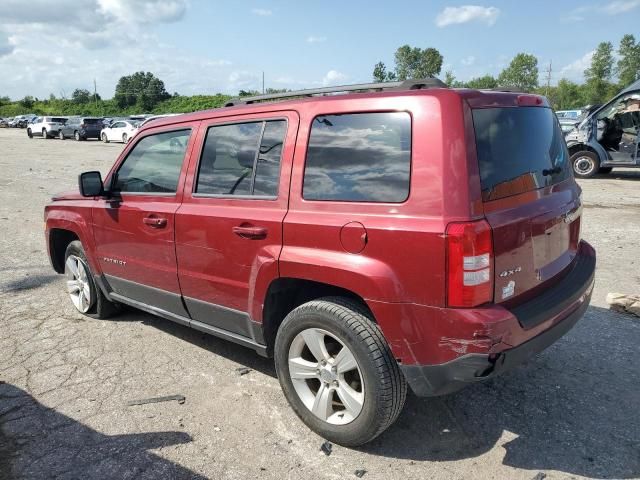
471,103,582,318
82,118,103,132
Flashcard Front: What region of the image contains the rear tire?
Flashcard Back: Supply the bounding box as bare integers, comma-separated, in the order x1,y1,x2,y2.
27,128,33,138
64,241,121,319
122,133,128,143
42,128,48,139
274,297,407,446
58,130,64,140
74,131,81,141
570,151,599,178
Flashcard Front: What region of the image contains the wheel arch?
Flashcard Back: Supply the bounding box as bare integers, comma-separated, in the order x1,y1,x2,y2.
261,277,374,356
49,228,80,273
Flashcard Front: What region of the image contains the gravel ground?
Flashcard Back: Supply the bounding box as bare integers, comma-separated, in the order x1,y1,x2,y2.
1,127,639,480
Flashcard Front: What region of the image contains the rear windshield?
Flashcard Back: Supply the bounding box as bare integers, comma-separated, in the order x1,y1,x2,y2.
51,117,66,123
83,118,101,125
472,107,570,201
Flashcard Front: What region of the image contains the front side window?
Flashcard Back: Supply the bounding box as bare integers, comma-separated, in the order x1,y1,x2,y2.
112,129,191,194
303,112,412,202
196,120,287,197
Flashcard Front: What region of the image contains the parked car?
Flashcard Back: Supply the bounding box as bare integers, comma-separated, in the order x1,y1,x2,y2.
59,117,104,141
556,109,583,120
27,116,67,138
0,117,9,128
44,79,595,446
565,79,640,177
100,120,139,143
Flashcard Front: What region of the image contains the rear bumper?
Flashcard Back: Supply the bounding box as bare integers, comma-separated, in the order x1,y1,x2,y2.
396,241,595,396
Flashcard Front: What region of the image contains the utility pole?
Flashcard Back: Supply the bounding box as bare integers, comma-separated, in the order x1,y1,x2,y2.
262,71,265,94
544,60,552,97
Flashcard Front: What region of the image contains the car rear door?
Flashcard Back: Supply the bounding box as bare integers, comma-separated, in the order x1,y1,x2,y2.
92,122,199,317
175,111,298,338
470,102,582,315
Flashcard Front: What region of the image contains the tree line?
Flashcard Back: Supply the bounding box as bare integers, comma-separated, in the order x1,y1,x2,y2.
373,33,640,109
1,33,639,117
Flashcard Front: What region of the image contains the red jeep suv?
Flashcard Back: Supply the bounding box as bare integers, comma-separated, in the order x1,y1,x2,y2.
45,79,596,446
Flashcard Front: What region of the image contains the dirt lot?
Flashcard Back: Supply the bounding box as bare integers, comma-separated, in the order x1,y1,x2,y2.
1,127,639,480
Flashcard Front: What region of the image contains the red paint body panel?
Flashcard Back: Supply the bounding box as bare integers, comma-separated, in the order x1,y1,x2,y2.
44,87,594,371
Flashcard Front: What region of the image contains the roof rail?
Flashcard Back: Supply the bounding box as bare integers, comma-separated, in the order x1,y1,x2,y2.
486,87,525,93
224,78,447,107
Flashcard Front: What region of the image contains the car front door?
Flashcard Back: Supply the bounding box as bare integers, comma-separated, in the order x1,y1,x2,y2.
595,92,640,163
92,123,199,317
175,112,298,339
108,122,124,141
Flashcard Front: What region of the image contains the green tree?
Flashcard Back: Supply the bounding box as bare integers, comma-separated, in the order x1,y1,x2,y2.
114,72,170,110
466,75,499,89
394,45,443,80
0,95,10,106
72,88,91,104
584,41,614,104
553,79,582,109
372,61,396,82
238,89,260,97
19,96,34,109
498,53,539,91
443,70,456,86
617,34,640,88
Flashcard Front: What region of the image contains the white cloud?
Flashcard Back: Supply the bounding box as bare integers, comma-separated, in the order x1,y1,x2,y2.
251,8,272,16
565,0,640,21
322,70,348,86
306,36,327,43
602,0,640,14
460,55,475,66
0,31,14,57
435,5,500,27
558,50,594,82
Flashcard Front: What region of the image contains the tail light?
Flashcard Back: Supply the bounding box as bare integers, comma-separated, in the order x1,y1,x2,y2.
446,219,493,307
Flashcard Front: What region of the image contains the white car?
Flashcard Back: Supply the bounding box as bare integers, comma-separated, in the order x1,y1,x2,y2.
27,116,67,138
100,120,140,143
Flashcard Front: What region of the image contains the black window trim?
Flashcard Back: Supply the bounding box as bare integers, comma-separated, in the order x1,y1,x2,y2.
302,110,413,204
192,116,289,200
109,127,193,196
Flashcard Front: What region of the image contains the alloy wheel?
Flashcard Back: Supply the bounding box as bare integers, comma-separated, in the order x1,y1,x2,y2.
574,156,595,176
288,328,365,425
65,255,93,313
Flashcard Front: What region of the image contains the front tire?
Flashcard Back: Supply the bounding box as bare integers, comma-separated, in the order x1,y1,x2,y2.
42,129,48,139
27,128,33,138
102,133,109,143
58,130,65,140
274,297,406,446
570,151,600,178
64,240,121,319
122,133,128,143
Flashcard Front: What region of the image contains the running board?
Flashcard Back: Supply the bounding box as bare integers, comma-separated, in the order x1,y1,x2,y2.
109,292,268,357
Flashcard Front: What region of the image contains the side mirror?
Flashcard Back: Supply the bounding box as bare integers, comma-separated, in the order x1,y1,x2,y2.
79,171,104,197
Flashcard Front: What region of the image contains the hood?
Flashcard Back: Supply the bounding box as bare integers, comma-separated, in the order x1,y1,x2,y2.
51,189,86,201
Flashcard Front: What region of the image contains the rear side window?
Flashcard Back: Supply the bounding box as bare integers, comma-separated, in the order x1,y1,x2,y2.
195,120,286,197
303,112,411,202
472,107,570,201
112,129,191,194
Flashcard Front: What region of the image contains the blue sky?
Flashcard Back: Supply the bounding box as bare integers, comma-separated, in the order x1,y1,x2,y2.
0,0,639,99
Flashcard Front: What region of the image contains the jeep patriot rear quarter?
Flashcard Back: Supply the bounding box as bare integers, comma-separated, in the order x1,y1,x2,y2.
45,80,596,446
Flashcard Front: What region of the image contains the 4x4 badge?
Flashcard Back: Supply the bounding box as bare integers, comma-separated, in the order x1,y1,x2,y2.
499,266,521,277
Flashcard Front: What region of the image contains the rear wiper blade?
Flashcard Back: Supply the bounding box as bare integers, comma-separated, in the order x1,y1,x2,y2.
542,167,562,176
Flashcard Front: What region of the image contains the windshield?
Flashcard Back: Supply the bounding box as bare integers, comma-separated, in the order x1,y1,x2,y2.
472,107,571,201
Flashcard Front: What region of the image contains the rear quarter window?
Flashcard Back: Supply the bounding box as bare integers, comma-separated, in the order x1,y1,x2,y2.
303,112,411,202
